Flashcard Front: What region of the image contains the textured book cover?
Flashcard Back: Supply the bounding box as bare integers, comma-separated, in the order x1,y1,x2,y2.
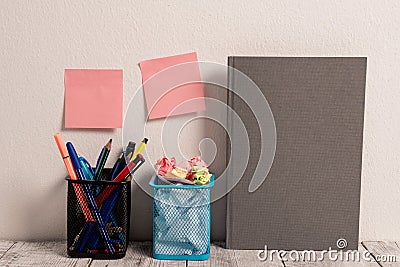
226,57,366,250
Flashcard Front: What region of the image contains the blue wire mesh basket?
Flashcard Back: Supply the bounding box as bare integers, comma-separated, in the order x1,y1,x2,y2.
149,173,214,260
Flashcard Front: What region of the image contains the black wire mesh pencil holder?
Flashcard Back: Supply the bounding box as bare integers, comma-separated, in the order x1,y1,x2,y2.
66,170,131,259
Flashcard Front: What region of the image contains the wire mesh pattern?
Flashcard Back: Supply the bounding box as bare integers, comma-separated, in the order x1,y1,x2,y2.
67,176,131,259
150,174,213,260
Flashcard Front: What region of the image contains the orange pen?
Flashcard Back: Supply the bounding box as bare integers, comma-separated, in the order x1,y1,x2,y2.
54,133,94,222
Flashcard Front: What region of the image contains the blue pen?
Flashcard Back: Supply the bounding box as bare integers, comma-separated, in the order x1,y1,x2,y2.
74,222,95,252
109,160,121,181
66,142,115,254
88,187,123,248
80,157,99,196
110,214,124,241
80,156,102,196
109,152,125,180
79,157,94,180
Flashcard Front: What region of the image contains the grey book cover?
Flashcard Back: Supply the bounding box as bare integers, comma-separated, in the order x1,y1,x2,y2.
226,57,366,250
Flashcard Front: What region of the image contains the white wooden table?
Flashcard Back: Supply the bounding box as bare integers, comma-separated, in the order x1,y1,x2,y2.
0,241,397,266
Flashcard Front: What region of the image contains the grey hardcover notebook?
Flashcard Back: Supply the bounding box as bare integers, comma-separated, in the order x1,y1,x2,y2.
226,57,366,250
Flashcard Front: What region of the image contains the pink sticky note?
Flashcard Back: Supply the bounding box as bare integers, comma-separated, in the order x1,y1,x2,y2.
64,69,123,128
139,52,206,120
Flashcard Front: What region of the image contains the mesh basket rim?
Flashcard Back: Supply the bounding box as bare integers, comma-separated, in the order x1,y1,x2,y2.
149,173,214,189
66,177,131,185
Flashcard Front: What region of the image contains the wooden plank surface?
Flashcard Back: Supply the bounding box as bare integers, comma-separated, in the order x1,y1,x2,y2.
90,242,185,267
187,244,236,267
0,241,91,267
233,249,284,266
90,242,149,267
136,242,186,267
284,244,379,267
0,241,15,260
0,241,398,266
362,241,400,267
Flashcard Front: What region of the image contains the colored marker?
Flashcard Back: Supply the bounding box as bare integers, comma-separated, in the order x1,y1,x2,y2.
95,155,145,207
108,152,124,180
66,142,115,254
131,138,148,161
53,133,94,222
116,154,145,182
74,222,95,252
79,157,94,180
89,186,122,249
125,141,136,162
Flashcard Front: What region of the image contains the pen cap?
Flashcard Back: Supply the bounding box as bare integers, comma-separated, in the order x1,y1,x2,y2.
125,141,136,161
54,133,68,158
126,141,136,152
132,138,148,160
79,157,94,179
66,142,82,170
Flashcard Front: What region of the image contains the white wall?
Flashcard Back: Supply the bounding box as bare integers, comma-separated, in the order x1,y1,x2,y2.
1,0,399,241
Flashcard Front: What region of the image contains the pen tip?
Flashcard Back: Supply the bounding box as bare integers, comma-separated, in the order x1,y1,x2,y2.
143,138,148,144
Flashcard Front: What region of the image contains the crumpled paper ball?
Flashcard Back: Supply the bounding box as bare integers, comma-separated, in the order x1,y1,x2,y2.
155,156,211,185
156,157,176,176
